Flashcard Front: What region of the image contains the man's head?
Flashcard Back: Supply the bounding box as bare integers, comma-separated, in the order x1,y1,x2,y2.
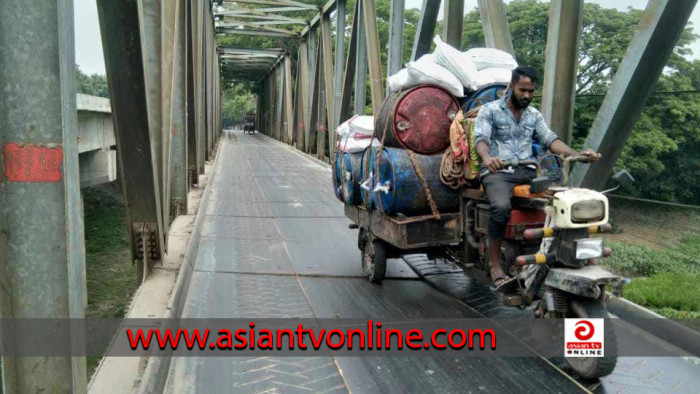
510,66,538,109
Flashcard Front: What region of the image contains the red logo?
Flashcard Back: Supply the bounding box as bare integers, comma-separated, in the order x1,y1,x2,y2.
574,320,595,341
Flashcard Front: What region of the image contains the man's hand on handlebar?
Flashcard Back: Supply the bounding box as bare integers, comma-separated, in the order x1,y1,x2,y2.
579,149,601,163
484,156,506,172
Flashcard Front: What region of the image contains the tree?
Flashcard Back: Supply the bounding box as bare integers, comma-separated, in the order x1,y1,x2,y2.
461,0,700,204
76,66,109,98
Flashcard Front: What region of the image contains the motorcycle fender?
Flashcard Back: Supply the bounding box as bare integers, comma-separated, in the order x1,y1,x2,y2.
544,265,621,299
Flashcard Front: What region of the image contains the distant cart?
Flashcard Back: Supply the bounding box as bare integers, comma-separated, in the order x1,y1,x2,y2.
243,115,255,134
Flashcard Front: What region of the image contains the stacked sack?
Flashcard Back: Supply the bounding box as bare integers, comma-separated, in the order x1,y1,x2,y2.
333,115,379,204
337,38,516,216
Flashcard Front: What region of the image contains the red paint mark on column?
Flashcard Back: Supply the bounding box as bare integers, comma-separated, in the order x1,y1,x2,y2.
3,143,63,182
172,126,178,136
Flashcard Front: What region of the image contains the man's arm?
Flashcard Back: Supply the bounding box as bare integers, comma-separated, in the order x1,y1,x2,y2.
474,105,505,172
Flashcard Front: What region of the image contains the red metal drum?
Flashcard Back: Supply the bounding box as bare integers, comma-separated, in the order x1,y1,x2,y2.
375,85,459,155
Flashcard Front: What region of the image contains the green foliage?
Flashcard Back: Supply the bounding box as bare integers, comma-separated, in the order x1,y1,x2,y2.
461,0,700,204
222,84,257,126
624,273,700,312
601,239,700,278
76,66,109,98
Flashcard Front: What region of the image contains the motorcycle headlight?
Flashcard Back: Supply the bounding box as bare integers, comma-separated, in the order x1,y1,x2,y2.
571,200,605,223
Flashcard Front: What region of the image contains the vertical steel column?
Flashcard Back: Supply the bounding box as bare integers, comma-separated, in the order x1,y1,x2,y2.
441,0,464,49
541,0,583,145
0,1,87,391
186,0,198,186
170,0,188,217
284,55,294,144
355,0,368,114
571,0,698,190
305,29,320,152
321,14,336,158
333,0,347,129
317,54,328,160
138,0,166,252
98,0,164,283
277,63,284,141
195,0,205,173
162,0,177,229
339,0,360,122
411,0,440,61
477,0,515,55
387,0,405,87
362,0,384,113
294,42,309,147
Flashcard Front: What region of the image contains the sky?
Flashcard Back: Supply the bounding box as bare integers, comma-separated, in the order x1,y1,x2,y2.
75,0,700,75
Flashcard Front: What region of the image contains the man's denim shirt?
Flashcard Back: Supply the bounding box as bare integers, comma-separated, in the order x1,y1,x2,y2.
474,98,559,176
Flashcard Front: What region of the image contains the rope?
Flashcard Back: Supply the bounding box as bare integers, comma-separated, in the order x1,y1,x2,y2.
407,150,441,220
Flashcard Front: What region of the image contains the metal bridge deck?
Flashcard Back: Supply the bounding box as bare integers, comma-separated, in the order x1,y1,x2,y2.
163,130,695,393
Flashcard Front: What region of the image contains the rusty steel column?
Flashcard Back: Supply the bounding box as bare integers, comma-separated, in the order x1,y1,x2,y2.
411,0,440,61
572,0,698,190
541,0,583,145
170,0,188,217
478,0,515,55
0,0,87,391
441,0,464,49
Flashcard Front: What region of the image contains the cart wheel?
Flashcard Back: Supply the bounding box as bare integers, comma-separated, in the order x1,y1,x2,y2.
362,238,387,283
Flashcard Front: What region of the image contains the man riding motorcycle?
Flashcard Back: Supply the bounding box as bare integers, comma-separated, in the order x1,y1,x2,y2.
473,66,599,292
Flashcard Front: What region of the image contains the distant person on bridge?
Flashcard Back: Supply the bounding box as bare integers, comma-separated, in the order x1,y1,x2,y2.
474,66,600,292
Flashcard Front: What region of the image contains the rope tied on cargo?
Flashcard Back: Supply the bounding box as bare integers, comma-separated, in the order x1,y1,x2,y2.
407,150,441,220
440,108,482,189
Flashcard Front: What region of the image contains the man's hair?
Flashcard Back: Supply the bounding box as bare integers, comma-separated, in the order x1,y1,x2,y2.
511,66,538,85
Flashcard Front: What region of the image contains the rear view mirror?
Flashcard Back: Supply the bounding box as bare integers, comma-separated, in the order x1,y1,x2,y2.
612,170,635,187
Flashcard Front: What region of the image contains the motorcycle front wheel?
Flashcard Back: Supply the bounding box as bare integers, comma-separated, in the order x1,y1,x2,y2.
565,299,618,379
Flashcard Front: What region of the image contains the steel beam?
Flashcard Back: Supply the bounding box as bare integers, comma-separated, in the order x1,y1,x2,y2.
355,0,367,114
541,0,583,145
162,0,177,230
333,0,346,130
321,14,336,156
186,0,198,186
305,29,320,152
284,55,294,143
362,0,384,113
571,0,698,190
339,0,359,121
297,41,309,147
138,0,166,256
276,63,284,141
411,0,440,61
195,0,206,173
441,0,463,49
387,0,405,89
170,0,188,217
216,28,296,37
98,0,164,283
478,0,515,55
0,0,87,391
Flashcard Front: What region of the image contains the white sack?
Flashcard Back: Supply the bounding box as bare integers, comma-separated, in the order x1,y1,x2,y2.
474,67,513,88
465,47,518,71
388,68,410,93
337,136,380,153
404,54,464,97
433,36,479,90
348,115,374,136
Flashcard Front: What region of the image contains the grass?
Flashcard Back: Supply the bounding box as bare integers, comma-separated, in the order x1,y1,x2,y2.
600,234,700,321
624,273,700,312
83,184,137,378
